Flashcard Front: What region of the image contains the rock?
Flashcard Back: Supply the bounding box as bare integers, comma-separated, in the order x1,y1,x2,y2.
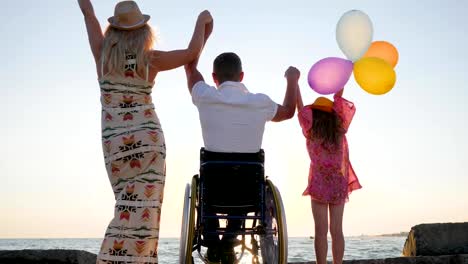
403,222,468,256
289,254,468,263
0,249,97,264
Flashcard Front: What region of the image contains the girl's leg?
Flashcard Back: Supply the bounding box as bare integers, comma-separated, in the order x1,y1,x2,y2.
311,200,329,264
329,203,345,264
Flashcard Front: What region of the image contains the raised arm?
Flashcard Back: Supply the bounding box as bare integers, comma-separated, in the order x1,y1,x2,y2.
78,0,104,64
183,20,213,94
334,88,344,98
184,58,205,94
271,66,300,122
150,10,212,72
297,84,304,111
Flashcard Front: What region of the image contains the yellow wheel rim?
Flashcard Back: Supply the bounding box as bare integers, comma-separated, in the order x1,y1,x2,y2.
266,179,287,263
184,175,198,264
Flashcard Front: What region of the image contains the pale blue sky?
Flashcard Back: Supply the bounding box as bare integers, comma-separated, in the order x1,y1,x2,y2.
2,0,468,238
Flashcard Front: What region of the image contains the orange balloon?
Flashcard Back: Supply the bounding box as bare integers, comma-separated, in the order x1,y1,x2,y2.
363,41,399,68
354,57,396,95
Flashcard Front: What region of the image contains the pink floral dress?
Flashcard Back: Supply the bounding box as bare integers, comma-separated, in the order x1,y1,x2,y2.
298,94,361,204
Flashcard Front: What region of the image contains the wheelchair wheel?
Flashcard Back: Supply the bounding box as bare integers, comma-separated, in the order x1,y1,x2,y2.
260,179,288,264
179,176,198,264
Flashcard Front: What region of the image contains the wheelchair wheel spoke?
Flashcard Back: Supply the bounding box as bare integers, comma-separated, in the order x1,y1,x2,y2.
259,180,287,264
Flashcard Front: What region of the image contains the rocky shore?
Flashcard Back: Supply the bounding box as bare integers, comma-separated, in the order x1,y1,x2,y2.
1,250,467,264
1,222,467,264
0,250,468,264
403,223,468,256
0,249,96,264
293,254,468,264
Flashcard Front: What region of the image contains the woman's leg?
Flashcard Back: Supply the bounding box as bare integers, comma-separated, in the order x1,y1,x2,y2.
329,203,345,264
311,200,329,264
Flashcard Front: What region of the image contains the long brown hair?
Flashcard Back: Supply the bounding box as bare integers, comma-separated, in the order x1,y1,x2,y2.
311,109,344,146
101,24,155,79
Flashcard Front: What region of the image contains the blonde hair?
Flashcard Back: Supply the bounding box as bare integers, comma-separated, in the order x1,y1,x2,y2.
101,24,155,79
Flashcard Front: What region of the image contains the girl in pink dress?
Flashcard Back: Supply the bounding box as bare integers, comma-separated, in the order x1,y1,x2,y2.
297,87,361,264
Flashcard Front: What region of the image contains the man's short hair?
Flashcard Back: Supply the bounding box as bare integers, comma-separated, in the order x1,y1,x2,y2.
213,52,243,84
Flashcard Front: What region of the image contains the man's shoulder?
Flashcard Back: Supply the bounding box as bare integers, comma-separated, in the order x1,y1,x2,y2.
245,90,275,106
193,80,214,92
250,91,271,100
241,87,278,120
192,81,217,98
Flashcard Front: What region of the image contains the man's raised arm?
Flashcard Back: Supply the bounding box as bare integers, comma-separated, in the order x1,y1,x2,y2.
184,20,213,94
184,59,205,94
271,66,300,122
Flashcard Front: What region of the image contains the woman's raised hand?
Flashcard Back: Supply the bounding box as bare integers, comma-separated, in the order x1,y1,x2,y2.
77,0,93,13
204,20,214,42
197,10,213,25
285,66,301,82
198,10,213,46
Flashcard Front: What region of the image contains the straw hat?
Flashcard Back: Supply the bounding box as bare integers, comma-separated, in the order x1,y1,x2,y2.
108,1,150,30
311,97,334,112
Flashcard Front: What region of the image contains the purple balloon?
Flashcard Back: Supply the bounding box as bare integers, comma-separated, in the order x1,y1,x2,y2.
308,57,353,95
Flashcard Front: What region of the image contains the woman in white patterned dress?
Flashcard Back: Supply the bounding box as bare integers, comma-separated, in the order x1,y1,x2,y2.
77,1,213,263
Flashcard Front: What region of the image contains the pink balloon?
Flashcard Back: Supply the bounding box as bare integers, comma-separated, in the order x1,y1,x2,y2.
308,57,354,95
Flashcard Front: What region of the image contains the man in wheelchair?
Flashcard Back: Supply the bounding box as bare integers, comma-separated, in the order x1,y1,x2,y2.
199,148,266,262
183,50,299,262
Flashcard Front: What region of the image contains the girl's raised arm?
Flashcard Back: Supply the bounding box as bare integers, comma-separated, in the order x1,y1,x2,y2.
334,88,344,98
149,10,212,72
297,85,304,110
78,0,104,64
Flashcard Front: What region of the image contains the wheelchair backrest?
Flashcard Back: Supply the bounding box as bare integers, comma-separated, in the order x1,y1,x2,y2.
199,148,265,214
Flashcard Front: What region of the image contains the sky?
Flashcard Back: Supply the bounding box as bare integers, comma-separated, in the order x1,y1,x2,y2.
2,0,468,239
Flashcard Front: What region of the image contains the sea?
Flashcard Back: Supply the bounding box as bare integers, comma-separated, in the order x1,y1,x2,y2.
0,236,406,263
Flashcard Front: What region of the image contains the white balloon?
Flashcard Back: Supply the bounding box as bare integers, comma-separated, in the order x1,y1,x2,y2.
336,10,373,62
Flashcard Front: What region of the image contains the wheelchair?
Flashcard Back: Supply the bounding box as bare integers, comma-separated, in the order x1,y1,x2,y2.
179,148,288,264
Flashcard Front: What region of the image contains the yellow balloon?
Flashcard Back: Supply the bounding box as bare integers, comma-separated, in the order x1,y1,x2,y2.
363,41,399,68
353,57,396,95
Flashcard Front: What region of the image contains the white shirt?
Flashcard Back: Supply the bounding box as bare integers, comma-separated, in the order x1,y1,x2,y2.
192,81,278,153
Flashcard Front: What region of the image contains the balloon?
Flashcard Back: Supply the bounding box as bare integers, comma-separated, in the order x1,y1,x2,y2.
308,57,354,95
353,57,396,95
336,10,373,62
363,41,399,68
